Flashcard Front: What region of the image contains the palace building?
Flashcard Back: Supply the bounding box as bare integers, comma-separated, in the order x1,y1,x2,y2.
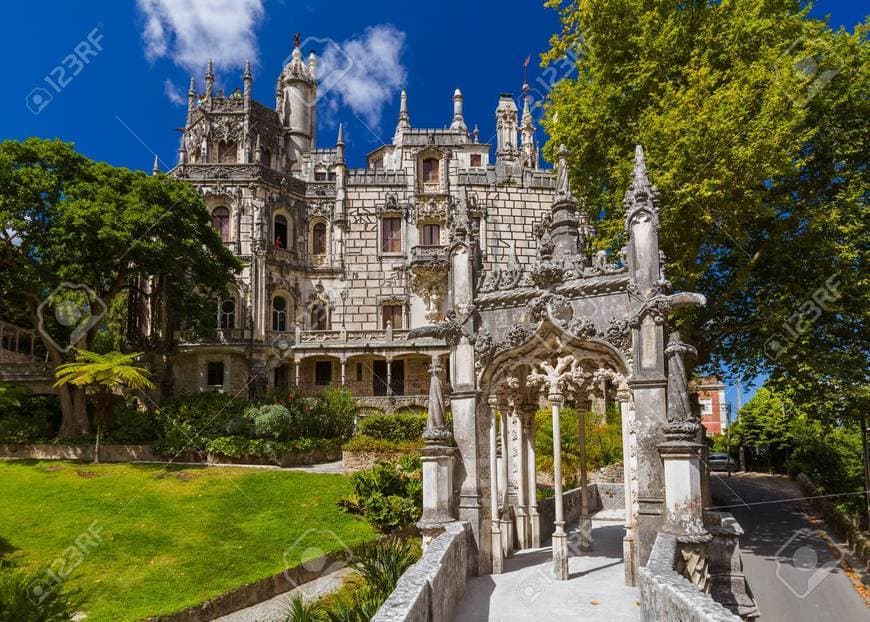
165,40,558,408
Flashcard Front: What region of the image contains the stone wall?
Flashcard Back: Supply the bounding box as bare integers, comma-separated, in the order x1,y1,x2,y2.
372,521,473,622
537,484,602,543
639,532,740,622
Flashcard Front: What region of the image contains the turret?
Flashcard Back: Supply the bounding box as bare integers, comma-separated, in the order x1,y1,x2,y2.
495,94,518,162
451,88,467,132
276,33,317,168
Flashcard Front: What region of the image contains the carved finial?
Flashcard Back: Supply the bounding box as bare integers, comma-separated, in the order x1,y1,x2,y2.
396,89,411,135
152,155,159,176
554,144,574,204
336,122,344,145
294,32,301,48
188,77,196,96
243,60,252,79
473,124,480,143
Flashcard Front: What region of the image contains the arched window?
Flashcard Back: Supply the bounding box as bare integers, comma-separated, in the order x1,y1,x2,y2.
262,148,272,168
310,304,329,330
422,224,441,246
274,215,288,249
422,158,439,183
219,299,235,330
312,223,327,255
272,297,288,332
212,206,230,243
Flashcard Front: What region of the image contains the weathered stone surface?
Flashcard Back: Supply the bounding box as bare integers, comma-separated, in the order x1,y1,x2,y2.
373,521,472,622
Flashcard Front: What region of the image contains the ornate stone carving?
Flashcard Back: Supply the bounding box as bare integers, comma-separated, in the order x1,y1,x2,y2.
410,266,448,322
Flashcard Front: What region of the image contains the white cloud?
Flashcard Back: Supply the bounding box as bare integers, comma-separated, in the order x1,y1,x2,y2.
137,0,264,74
317,25,407,130
163,79,185,105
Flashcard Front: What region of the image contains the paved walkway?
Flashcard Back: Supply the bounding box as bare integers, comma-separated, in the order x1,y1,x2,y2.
213,567,352,622
710,473,868,621
454,519,640,621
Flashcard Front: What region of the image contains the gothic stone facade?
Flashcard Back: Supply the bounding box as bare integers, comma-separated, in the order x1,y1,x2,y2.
167,46,554,410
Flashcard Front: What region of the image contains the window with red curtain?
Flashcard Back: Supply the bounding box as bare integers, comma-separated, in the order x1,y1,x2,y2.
381,218,402,252
212,207,230,243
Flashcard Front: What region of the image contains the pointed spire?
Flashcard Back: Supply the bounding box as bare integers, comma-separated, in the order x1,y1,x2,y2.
396,89,411,135
205,58,215,97
152,154,160,176
624,144,659,216
520,83,537,168
451,88,467,132
336,123,344,145
188,77,196,97
308,52,317,80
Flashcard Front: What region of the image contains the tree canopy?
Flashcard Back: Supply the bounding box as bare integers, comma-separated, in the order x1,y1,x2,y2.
0,138,241,434
541,0,868,419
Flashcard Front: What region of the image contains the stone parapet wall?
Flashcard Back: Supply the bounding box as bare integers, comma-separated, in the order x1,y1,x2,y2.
537,484,602,542
372,521,472,622
639,532,740,622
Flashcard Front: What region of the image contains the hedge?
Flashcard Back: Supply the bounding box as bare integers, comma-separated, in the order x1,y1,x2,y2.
357,413,427,443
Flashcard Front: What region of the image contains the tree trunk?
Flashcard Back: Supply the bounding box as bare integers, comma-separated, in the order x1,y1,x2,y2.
58,384,90,437
93,389,109,464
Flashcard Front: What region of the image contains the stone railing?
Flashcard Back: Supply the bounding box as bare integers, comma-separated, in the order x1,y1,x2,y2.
179,328,251,345
373,521,472,622
410,245,447,267
346,169,407,186
639,532,742,622
173,163,307,193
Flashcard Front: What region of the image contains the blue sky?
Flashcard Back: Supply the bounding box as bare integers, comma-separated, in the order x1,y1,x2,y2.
3,0,865,410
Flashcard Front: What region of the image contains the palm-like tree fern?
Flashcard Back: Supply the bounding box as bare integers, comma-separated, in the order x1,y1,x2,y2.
54,350,154,462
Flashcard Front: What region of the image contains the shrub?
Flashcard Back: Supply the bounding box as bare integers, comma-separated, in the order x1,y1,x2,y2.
104,398,158,444
358,413,427,443
309,387,355,439
157,392,247,442
342,435,422,454
339,455,422,532
0,394,61,442
0,565,79,621
349,538,420,598
247,404,294,441
205,436,342,462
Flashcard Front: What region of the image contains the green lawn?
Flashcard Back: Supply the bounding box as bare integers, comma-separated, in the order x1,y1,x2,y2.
0,460,377,621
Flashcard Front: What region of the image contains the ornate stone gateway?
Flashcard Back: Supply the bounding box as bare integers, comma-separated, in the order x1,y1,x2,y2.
412,144,712,586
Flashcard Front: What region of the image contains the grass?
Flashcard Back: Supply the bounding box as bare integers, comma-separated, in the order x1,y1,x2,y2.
0,460,377,621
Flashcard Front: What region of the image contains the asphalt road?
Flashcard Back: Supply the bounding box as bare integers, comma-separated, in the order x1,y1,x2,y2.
710,473,868,621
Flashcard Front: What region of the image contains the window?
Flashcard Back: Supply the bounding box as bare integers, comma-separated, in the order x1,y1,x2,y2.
356,363,363,382
206,361,224,387
422,224,441,246
699,399,713,417
274,215,288,249
219,299,235,330
315,171,327,181
310,304,329,330
315,361,332,386
381,217,402,253
217,141,237,163
422,158,439,183
470,153,482,167
371,157,384,170
212,207,230,243
382,304,403,329
312,223,327,255
272,296,288,332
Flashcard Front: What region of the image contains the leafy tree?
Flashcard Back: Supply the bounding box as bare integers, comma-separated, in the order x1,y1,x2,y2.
541,0,867,420
54,350,155,462
730,387,793,471
0,138,241,435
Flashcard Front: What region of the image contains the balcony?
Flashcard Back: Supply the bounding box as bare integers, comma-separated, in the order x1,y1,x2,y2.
179,328,252,346
410,244,447,268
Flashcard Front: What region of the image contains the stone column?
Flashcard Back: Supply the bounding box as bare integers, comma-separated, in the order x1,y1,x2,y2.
660,332,712,591
340,357,347,387
620,399,639,586
525,405,541,548
488,396,504,574
293,359,301,387
550,391,569,580
385,358,393,397
512,405,529,550
497,402,513,557
417,357,457,548
577,407,592,551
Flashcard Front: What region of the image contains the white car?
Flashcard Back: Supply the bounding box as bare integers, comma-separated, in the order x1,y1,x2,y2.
709,453,735,472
